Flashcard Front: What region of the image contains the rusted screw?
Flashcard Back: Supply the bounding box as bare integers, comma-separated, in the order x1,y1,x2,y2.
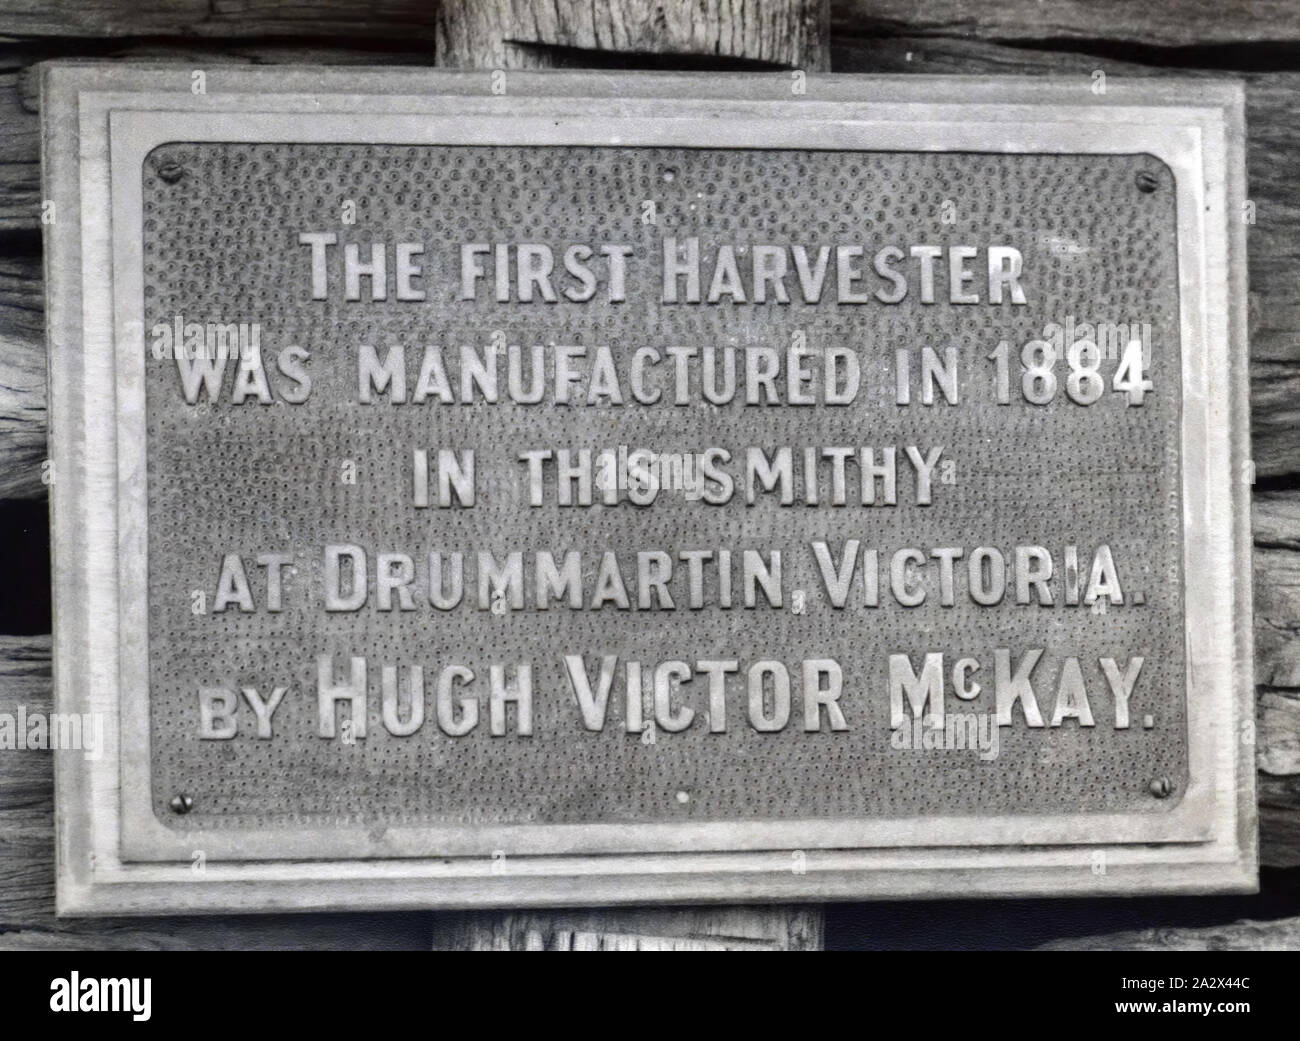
169,793,194,814
157,161,186,185
1148,777,1174,798
1135,170,1160,193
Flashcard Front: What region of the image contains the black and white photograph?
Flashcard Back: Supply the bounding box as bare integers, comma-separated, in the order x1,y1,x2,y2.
0,0,1294,1009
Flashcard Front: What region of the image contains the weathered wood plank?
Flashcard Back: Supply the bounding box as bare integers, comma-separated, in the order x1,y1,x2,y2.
0,68,38,231
436,0,830,69
1039,915,1300,950
0,328,45,500
1260,777,1300,867
1255,492,1300,689
1254,490,1300,866
0,241,44,499
1253,364,1300,487
1259,692,1300,774
0,1,440,42
833,0,1300,49
430,907,823,950
0,635,433,948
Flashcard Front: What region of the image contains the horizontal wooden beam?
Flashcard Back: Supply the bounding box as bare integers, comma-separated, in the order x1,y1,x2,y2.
0,1,440,42
832,0,1300,49
1039,915,1300,950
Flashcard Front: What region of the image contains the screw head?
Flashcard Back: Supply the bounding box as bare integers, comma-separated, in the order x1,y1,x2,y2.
1135,170,1160,193
169,793,194,814
1148,777,1174,798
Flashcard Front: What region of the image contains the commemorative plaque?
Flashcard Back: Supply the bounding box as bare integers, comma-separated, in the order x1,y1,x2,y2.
43,67,1254,914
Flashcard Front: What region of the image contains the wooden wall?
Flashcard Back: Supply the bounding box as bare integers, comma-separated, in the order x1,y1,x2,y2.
0,0,1296,950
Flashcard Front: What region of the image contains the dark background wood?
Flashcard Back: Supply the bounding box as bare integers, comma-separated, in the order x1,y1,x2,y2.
0,0,1297,950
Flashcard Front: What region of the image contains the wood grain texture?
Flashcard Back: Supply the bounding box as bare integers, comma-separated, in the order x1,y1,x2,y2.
0,246,44,499
1260,776,1300,867
1255,491,1300,866
1038,915,1300,950
0,328,44,500
0,1,440,41
430,907,823,950
1256,492,1300,691
832,0,1300,48
436,0,830,70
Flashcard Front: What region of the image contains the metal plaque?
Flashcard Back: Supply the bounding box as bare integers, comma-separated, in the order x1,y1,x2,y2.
43,67,1254,914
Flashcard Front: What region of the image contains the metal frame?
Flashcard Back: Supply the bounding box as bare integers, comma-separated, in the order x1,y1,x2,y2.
43,64,1255,914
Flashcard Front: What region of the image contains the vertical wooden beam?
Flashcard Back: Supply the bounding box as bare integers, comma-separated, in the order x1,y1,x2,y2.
432,907,823,951
429,0,829,951
437,0,831,70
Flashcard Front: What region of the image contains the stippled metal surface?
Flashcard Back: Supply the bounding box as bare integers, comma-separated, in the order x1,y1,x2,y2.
141,144,1185,831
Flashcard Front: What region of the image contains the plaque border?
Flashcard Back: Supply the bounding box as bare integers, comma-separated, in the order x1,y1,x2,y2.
43,65,1255,914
